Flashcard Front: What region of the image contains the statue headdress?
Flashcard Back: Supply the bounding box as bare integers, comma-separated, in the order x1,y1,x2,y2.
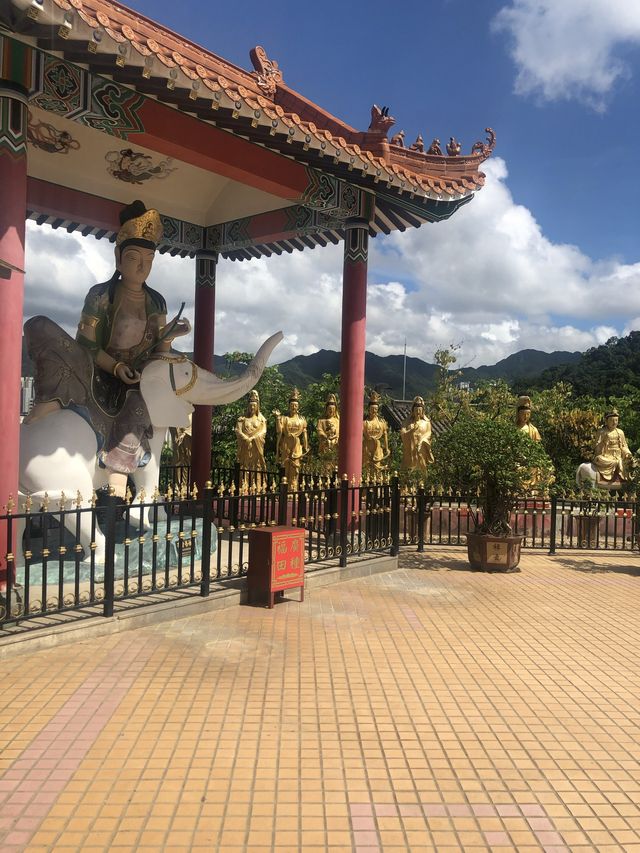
116,199,163,252
517,395,532,412
248,389,260,403
368,390,381,406
605,408,619,419
412,395,425,409
288,387,300,403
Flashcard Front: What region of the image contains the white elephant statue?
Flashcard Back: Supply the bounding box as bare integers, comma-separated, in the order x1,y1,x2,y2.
18,331,283,562
575,462,629,492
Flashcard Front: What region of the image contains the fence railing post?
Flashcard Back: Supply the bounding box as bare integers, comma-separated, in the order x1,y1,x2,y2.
548,493,557,555
200,481,213,597
390,475,400,557
339,475,349,567
278,477,288,526
417,484,426,553
102,490,119,617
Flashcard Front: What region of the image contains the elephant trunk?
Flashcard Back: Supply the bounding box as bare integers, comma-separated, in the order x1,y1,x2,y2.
191,330,283,405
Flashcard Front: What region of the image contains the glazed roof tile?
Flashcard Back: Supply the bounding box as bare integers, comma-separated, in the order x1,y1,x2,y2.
5,0,494,203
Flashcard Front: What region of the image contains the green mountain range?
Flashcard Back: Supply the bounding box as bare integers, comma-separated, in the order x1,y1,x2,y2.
275,348,582,399
26,332,640,401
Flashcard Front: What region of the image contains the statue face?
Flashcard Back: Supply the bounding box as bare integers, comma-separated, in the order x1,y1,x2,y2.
519,409,531,424
289,400,299,415
326,403,336,417
368,403,378,417
248,401,258,415
606,415,619,428
117,246,155,286
413,405,424,419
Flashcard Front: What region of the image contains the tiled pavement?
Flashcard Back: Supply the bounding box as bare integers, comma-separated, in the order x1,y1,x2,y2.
1,547,640,852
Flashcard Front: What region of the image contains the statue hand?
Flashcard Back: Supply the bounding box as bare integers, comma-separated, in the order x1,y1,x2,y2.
115,362,140,384
164,315,191,340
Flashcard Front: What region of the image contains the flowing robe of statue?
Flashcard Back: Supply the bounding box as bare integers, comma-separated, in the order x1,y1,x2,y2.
362,412,389,474
593,425,632,481
518,422,542,442
316,399,339,473
276,407,308,490
236,411,267,473
400,414,434,473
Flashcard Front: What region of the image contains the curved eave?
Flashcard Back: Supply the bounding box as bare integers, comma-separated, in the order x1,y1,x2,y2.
26,194,472,260
3,0,490,207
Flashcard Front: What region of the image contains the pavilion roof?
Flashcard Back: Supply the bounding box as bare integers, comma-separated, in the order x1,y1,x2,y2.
4,0,495,205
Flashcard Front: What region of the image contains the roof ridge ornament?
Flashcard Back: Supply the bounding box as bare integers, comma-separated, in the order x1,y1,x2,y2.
249,46,283,98
471,128,496,160
368,104,396,138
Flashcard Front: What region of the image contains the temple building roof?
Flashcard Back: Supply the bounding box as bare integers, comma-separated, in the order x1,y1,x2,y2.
1,0,495,258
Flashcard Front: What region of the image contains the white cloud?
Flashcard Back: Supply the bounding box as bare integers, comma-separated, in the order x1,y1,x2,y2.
493,0,640,107
23,155,640,370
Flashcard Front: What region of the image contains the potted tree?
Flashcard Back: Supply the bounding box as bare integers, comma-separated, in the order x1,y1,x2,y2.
432,413,554,571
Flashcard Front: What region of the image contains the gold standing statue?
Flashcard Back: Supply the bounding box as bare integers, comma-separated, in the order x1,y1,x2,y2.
362,391,390,477
400,395,434,473
274,388,308,490
316,393,340,473
593,409,633,483
236,389,267,488
515,396,541,441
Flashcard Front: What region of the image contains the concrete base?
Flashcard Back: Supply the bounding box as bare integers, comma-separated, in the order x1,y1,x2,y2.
0,553,398,659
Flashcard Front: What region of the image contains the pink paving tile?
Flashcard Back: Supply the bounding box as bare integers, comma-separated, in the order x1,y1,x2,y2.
484,831,511,845
3,832,32,845
448,804,472,816
473,804,497,816
350,803,374,817
352,817,377,831
521,804,546,816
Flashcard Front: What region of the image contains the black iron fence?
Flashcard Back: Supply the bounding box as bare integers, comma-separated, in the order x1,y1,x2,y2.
398,488,638,553
0,477,389,630
2,474,638,632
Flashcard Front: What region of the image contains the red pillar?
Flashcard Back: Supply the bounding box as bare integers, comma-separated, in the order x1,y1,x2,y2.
338,219,369,483
191,251,217,492
0,82,28,592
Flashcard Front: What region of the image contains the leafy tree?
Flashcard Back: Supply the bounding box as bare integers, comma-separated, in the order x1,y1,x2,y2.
431,411,554,533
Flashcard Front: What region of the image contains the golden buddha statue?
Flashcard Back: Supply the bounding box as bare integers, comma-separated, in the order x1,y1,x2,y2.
274,388,308,490
515,396,541,442
400,395,434,473
362,391,390,476
316,393,340,473
236,389,267,487
593,409,633,483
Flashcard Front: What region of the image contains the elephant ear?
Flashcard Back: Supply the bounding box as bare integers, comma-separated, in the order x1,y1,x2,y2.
140,361,193,428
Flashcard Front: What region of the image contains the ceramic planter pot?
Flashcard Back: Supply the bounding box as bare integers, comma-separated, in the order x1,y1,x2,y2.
466,532,523,572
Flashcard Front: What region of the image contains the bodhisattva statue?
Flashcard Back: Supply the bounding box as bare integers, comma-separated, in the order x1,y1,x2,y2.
592,409,633,483
236,389,267,487
316,393,340,473
515,396,541,441
274,388,308,490
400,395,434,473
24,200,190,497
362,391,390,476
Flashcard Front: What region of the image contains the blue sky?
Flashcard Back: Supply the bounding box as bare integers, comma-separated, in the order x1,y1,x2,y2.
25,0,640,366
